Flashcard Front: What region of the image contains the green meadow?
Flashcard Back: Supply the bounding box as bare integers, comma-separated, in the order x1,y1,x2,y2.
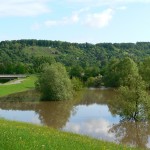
0,119,140,150
0,76,37,97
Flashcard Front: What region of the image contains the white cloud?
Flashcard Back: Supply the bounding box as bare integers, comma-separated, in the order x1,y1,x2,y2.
44,8,114,28
84,8,114,28
71,13,80,23
44,13,80,27
0,0,50,17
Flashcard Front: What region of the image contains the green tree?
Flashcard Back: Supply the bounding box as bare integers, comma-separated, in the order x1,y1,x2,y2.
139,57,150,87
117,57,139,86
86,75,102,87
83,66,100,81
70,65,84,79
37,63,73,100
103,57,139,87
71,77,83,91
103,58,120,87
116,75,150,121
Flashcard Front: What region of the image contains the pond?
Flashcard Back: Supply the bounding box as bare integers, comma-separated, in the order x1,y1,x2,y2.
0,89,150,149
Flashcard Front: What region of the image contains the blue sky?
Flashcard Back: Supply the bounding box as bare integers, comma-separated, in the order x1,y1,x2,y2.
0,0,150,43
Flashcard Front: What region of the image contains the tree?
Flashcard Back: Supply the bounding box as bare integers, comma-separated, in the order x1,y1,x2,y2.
37,63,73,100
117,57,139,86
70,65,84,79
71,77,83,91
83,66,100,81
103,58,120,87
103,57,139,87
86,75,102,87
116,75,150,121
139,57,150,87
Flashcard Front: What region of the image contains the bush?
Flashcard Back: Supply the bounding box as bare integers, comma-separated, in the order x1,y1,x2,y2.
71,77,83,91
36,63,73,100
86,75,102,87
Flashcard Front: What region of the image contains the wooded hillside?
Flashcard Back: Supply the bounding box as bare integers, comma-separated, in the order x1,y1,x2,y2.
0,39,150,87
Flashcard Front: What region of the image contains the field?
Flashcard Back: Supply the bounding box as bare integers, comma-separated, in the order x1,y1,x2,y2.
0,76,37,97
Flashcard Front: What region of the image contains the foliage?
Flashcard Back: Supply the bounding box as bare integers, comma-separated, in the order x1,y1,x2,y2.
71,77,83,91
116,75,150,121
139,57,150,87
86,75,102,87
83,66,100,81
37,63,73,100
1,40,150,87
103,57,139,87
117,57,139,86
69,65,84,79
86,77,96,87
103,58,120,87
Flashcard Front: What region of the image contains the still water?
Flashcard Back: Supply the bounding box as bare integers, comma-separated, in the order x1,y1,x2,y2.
0,89,150,149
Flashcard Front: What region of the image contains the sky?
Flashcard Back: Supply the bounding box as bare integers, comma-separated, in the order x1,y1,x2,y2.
0,0,150,43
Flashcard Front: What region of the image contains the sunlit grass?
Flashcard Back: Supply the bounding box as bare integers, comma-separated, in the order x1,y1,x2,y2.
0,119,140,150
0,76,37,97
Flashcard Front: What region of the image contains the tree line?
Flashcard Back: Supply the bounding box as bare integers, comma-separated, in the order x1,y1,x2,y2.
0,40,150,87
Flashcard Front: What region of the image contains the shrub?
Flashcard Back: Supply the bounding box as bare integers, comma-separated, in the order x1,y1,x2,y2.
37,63,73,100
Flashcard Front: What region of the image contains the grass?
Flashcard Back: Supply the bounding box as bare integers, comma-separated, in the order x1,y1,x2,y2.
0,76,37,97
0,119,140,150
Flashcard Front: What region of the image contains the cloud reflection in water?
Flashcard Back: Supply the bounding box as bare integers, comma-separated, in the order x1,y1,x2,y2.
62,104,118,141
63,118,115,141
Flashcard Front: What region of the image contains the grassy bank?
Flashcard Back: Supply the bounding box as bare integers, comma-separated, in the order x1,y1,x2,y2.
0,76,37,97
0,119,140,150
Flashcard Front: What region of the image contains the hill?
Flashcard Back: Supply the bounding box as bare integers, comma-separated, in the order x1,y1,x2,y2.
0,39,150,83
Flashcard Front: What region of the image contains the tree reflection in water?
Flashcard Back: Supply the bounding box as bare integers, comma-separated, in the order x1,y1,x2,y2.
107,89,150,149
36,100,77,128
109,121,150,149
0,90,82,128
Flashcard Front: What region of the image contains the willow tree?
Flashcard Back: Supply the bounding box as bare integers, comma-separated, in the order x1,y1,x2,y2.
117,75,150,121
37,63,73,101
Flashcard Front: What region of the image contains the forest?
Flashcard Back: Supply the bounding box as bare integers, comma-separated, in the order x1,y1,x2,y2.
0,39,150,88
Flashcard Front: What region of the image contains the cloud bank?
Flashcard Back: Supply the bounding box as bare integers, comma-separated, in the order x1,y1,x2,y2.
44,8,114,28
84,8,114,28
0,0,50,17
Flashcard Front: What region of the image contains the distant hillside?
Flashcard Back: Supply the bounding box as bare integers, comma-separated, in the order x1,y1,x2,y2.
0,39,150,74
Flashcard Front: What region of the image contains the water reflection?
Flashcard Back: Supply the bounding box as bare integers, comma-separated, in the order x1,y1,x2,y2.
0,109,41,124
0,89,150,149
64,118,114,141
63,104,117,141
109,121,150,149
37,101,77,128
0,101,76,128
